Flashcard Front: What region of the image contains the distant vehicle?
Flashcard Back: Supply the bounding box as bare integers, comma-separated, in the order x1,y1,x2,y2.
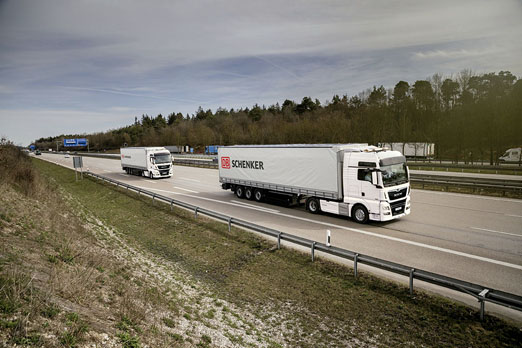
35,150,41,155
64,152,70,158
378,143,435,158
218,144,410,223
120,147,173,179
499,147,522,162
205,145,221,155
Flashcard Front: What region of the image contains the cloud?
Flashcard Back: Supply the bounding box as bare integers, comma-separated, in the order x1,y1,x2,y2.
0,0,521,144
413,49,487,60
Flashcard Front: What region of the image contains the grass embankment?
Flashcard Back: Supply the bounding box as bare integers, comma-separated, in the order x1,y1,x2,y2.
1,146,521,347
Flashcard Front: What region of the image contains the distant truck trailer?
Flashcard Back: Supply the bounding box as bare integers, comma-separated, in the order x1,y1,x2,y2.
120,147,173,179
378,143,435,158
218,144,411,223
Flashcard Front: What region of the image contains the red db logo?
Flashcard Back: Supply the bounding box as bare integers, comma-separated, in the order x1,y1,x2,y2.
221,157,231,169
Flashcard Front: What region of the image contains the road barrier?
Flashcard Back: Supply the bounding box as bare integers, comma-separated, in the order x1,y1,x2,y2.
408,161,522,175
86,171,522,321
410,174,522,196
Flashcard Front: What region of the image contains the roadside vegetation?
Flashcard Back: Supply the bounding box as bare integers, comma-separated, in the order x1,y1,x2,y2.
1,145,522,347
35,70,522,164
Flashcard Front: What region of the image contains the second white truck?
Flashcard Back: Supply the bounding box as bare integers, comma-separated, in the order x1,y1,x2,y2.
120,147,173,179
218,144,410,223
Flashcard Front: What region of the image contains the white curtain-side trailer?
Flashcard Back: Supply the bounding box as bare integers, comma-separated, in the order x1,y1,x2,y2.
218,144,410,223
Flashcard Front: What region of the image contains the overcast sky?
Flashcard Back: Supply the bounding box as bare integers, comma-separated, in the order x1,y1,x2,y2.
1,0,521,145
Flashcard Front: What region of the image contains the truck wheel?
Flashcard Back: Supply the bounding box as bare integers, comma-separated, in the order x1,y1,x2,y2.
235,186,245,199
254,189,264,202
306,198,320,214
245,187,253,200
352,205,369,224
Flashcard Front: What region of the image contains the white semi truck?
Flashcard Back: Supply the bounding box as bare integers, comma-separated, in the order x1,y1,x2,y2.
120,147,173,179
218,144,410,223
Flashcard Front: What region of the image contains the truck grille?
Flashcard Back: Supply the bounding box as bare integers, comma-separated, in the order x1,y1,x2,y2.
158,165,170,170
388,188,407,200
160,170,170,175
390,199,406,216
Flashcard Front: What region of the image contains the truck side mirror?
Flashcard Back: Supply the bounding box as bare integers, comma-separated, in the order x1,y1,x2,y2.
371,171,378,186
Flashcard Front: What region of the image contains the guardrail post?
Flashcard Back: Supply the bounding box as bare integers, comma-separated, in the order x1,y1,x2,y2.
311,242,316,262
354,253,359,278
194,207,199,218
170,200,174,211
409,268,415,295
138,189,141,196
152,194,155,204
228,217,232,232
478,289,489,321
277,233,281,249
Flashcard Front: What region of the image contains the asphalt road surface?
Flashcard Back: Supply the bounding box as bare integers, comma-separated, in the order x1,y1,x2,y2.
38,153,522,322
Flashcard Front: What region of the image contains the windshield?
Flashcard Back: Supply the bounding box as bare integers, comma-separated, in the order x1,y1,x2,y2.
154,153,171,164
381,162,408,187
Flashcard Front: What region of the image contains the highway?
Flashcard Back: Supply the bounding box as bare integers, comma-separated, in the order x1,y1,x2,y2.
38,153,522,322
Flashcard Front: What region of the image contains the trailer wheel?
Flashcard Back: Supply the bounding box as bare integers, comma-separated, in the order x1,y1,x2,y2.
245,187,254,200
254,189,264,202
235,186,245,198
352,205,369,224
306,198,321,214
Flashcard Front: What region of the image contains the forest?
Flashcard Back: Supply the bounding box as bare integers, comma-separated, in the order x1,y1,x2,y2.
35,70,522,163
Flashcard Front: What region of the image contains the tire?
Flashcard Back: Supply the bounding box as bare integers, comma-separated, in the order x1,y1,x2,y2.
245,187,253,200
306,198,320,214
149,172,153,179
235,186,245,198
254,189,264,202
352,205,369,224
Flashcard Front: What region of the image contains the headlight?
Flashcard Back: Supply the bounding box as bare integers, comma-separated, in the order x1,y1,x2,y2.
382,205,390,211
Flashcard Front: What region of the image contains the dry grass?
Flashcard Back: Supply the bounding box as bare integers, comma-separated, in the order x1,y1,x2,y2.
2,146,522,347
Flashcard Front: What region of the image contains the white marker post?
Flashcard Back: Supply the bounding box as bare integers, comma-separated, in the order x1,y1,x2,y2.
326,229,331,247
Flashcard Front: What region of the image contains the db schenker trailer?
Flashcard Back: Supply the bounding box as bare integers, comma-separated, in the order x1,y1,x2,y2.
120,147,173,179
218,144,410,223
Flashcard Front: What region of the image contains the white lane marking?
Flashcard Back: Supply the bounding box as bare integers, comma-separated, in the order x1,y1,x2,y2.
143,180,157,184
230,200,280,213
146,188,278,214
103,170,111,172
414,189,522,203
505,214,522,218
173,186,199,193
470,227,522,238
179,177,201,182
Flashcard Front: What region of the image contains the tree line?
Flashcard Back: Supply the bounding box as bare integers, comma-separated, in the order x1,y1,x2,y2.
35,70,522,163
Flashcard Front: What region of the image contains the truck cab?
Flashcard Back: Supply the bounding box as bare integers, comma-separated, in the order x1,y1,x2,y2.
341,150,410,223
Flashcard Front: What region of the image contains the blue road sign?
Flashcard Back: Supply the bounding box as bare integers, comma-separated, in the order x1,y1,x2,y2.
63,138,88,147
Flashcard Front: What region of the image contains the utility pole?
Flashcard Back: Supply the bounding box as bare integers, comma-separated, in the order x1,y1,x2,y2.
56,140,60,152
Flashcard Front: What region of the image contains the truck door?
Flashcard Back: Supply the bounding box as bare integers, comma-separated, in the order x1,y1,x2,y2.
358,167,379,202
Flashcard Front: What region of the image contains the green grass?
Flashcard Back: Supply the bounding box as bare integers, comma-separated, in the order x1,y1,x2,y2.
31,158,522,347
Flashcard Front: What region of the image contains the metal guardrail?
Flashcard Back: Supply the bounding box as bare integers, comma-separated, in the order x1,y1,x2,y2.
408,162,522,174
86,171,522,320
410,174,522,196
